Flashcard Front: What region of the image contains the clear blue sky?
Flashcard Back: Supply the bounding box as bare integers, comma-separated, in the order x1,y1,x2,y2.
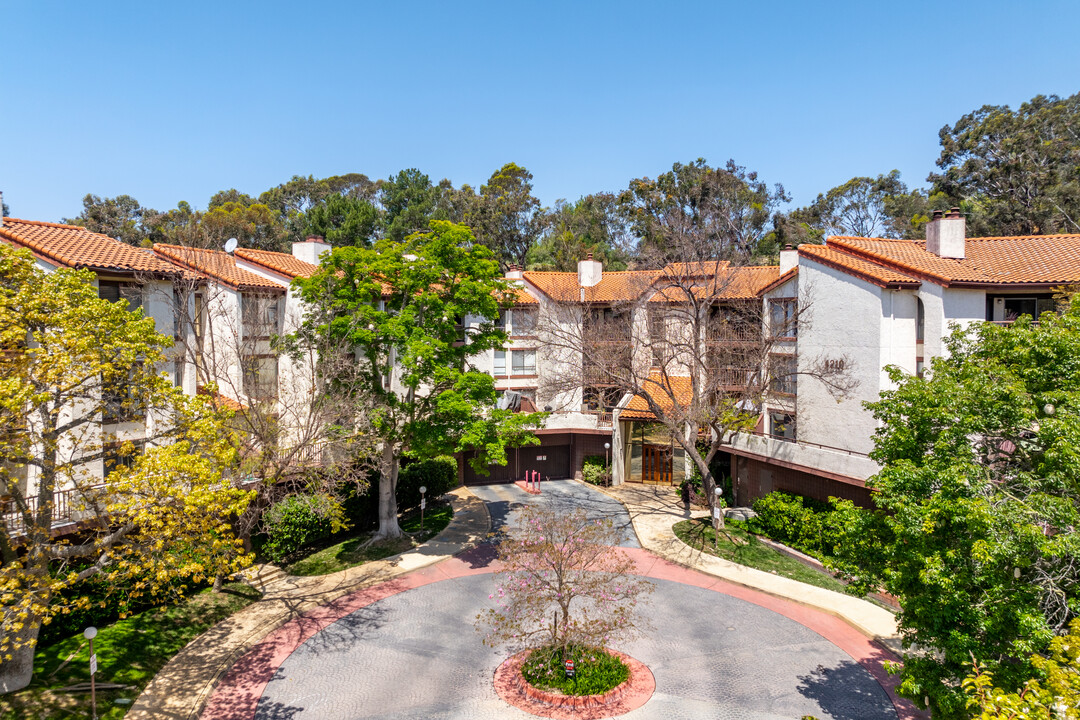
3,0,1079,223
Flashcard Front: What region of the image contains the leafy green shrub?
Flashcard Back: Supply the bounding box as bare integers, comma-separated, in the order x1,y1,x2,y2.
397,455,458,509
263,493,348,563
582,455,611,486
749,491,842,559
521,644,629,696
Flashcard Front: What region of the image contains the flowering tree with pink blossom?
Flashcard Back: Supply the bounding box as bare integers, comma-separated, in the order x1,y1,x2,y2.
476,506,653,658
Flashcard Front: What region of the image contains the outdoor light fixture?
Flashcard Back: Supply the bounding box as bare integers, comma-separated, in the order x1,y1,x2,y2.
419,486,427,533
84,626,99,719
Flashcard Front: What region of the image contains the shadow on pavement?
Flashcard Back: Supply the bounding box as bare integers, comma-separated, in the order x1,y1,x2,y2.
796,658,899,720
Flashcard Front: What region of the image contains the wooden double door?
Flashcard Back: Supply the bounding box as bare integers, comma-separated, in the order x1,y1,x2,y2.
641,443,673,485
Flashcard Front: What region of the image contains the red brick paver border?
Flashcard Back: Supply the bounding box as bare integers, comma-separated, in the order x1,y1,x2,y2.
494,649,655,719
202,546,922,720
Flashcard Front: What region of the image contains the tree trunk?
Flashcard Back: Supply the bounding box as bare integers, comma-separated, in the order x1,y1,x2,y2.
0,617,42,693
373,444,403,540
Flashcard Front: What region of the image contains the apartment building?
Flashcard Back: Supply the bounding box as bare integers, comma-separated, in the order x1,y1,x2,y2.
466,254,785,487
0,217,190,523
730,211,1080,506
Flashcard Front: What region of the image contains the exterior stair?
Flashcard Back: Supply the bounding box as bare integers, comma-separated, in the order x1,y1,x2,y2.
236,563,288,593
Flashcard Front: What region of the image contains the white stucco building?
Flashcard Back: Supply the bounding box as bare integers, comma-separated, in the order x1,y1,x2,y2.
730,210,1080,505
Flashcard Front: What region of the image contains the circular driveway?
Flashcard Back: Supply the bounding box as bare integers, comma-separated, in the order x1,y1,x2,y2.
203,481,902,720
253,573,895,720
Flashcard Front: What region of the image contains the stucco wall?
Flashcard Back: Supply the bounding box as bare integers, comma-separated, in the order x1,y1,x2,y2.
797,260,883,456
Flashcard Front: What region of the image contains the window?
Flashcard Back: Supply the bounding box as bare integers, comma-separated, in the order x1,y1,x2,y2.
647,308,668,366
496,311,508,332
99,281,142,312
769,412,796,441
102,367,143,424
769,299,797,339
512,308,537,336
1004,297,1055,321
770,354,797,395
242,355,279,399
242,294,281,338
103,439,146,476
511,349,536,376
916,298,925,342
493,349,506,376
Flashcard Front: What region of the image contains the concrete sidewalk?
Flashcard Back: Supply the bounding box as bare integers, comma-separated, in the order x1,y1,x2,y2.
602,482,903,657
126,486,491,720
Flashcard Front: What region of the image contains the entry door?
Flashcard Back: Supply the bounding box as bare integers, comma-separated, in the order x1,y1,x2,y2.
642,444,673,485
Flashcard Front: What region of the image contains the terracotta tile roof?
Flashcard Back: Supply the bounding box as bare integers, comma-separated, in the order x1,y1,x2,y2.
0,217,184,276
648,266,781,302
523,270,662,303
799,244,921,288
829,235,1080,287
153,244,284,292
509,285,538,304
620,372,693,420
197,385,246,412
234,248,318,280
660,260,731,277
759,267,798,295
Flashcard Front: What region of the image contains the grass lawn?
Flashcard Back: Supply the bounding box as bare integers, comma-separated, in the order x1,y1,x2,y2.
672,517,848,593
0,582,260,720
285,501,453,576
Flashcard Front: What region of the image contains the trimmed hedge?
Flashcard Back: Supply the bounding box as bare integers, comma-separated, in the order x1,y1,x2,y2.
582,455,611,486
263,493,347,563
748,491,843,559
397,456,458,509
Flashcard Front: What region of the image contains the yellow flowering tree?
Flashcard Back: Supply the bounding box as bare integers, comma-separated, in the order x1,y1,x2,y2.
0,244,252,692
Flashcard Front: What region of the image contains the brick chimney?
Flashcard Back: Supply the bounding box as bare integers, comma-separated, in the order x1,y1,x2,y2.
577,251,603,287
292,235,331,265
779,244,798,274
926,208,965,259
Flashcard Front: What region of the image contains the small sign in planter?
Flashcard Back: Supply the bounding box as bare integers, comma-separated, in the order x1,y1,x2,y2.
564,659,575,678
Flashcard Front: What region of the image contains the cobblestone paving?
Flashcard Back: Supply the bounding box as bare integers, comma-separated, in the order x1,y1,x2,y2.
255,574,895,720
469,480,640,548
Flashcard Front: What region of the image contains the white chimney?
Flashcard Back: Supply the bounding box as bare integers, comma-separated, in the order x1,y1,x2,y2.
292,235,331,265
779,244,798,274
0,190,5,228
926,208,966,259
577,252,603,287
505,263,523,280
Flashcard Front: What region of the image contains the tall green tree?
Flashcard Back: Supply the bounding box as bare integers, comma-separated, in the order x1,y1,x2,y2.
831,302,1080,718
63,194,149,246
619,159,789,262
930,92,1080,236
296,221,541,539
527,194,631,272
300,193,380,248
789,170,925,240
378,168,448,242
465,163,545,270
0,245,251,692
201,201,287,252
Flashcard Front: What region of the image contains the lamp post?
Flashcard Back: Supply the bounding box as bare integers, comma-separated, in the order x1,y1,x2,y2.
713,487,724,553
84,626,98,720
419,485,427,533
604,442,611,486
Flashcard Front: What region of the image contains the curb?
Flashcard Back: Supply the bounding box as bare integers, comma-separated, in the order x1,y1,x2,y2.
591,481,904,658
125,486,490,720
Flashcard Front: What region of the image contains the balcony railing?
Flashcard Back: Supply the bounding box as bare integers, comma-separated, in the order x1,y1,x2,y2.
2,484,105,535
